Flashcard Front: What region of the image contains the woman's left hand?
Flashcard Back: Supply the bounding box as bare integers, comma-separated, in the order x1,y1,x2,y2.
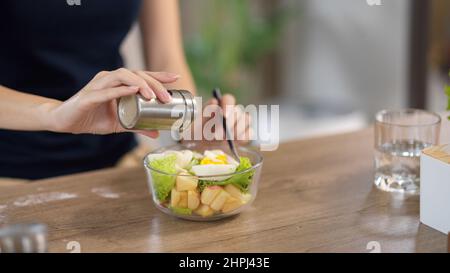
188,94,252,144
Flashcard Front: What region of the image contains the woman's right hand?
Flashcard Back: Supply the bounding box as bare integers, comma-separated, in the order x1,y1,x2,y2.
46,68,180,138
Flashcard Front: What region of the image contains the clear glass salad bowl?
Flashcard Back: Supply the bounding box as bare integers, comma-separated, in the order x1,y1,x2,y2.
143,142,263,221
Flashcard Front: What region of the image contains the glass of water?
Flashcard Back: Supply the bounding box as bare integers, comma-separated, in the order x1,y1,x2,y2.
374,109,441,194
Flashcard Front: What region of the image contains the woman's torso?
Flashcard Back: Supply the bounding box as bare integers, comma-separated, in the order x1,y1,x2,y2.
0,0,142,179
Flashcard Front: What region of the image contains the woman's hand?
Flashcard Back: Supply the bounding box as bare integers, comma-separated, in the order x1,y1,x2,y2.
207,94,253,144
185,93,252,144
47,68,179,138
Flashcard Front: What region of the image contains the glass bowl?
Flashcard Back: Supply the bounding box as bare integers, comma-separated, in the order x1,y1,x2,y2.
143,142,263,221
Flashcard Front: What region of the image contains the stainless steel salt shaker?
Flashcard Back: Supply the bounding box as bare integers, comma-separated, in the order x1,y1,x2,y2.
117,90,197,131
0,223,48,253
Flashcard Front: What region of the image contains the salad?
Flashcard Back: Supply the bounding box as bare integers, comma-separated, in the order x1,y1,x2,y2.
146,149,255,217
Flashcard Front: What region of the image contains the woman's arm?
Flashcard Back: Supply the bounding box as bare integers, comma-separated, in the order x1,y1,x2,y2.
0,69,178,137
139,0,196,93
139,1,253,143
0,85,60,131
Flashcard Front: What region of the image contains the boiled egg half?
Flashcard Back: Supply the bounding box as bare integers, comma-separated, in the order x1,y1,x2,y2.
190,150,239,181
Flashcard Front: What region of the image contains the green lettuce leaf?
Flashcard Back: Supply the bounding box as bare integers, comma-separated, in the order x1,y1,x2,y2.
148,154,177,201
198,156,254,192
169,206,192,215
186,158,200,172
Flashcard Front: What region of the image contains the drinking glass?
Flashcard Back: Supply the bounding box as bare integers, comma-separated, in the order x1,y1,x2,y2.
374,109,441,194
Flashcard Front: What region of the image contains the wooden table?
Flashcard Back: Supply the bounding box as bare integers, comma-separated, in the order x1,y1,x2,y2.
0,127,448,253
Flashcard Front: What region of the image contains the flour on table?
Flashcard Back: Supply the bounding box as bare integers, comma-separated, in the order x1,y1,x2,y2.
13,192,78,207
91,187,120,199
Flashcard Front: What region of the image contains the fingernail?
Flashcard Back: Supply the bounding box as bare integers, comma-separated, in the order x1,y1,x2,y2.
162,90,172,102
146,87,156,99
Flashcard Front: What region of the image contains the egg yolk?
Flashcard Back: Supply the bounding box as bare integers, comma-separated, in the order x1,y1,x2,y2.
200,154,228,165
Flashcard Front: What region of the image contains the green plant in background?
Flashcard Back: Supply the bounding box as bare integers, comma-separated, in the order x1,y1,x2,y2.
184,0,294,101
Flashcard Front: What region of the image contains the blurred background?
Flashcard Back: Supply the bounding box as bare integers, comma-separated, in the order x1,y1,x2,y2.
122,0,450,144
